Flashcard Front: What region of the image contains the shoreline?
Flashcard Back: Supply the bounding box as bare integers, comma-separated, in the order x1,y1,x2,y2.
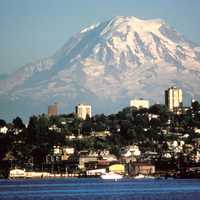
4,174,200,180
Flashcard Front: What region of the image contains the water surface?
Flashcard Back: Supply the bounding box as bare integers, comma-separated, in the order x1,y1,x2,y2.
0,178,200,200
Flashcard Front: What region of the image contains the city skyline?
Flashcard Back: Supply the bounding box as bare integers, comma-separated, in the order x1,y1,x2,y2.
49,86,187,119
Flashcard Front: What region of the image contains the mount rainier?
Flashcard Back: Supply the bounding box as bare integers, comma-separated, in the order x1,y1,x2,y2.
1,16,200,120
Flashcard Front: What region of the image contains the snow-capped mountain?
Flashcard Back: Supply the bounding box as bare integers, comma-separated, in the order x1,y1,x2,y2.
1,16,200,120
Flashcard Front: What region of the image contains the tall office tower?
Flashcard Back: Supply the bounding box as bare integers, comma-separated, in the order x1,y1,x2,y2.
75,104,92,120
165,87,183,111
130,99,150,109
48,103,58,117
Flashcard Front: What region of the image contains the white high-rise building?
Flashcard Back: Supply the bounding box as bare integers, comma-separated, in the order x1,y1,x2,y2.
130,99,150,109
165,86,183,111
75,104,92,120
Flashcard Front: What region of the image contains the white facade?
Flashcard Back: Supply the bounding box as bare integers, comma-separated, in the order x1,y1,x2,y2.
165,87,183,111
0,126,8,134
130,99,149,109
63,147,75,155
53,146,62,155
9,169,25,178
9,169,50,178
76,104,92,119
194,128,200,134
86,168,106,176
121,145,141,157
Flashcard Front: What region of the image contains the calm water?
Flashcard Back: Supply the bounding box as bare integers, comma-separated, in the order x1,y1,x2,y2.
0,178,200,200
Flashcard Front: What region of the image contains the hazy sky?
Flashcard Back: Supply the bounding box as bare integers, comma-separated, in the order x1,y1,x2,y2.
0,0,200,74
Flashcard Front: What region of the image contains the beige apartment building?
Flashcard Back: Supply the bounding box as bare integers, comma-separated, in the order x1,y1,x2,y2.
75,104,92,120
165,86,183,111
130,99,150,109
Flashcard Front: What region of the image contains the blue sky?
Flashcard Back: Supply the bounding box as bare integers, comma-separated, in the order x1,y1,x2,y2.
0,0,200,74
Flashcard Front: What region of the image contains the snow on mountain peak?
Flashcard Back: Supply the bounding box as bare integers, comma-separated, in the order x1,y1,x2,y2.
101,16,165,35
80,23,101,33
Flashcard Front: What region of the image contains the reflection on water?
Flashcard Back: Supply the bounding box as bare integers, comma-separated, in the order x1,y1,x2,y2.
0,178,200,200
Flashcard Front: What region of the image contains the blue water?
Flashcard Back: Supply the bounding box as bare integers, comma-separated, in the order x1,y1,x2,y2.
0,178,200,200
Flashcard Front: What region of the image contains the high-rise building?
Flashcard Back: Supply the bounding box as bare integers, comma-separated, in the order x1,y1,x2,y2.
75,104,92,120
48,103,58,117
130,99,150,109
165,87,183,111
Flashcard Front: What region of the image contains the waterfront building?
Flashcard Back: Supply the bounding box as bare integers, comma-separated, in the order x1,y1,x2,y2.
128,162,155,176
109,164,125,174
9,169,50,179
48,103,58,117
165,87,183,112
130,99,149,109
75,104,92,120
79,155,98,169
86,168,106,176
9,169,25,178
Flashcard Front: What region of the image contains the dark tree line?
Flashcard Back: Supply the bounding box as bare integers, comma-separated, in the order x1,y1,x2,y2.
1,101,200,177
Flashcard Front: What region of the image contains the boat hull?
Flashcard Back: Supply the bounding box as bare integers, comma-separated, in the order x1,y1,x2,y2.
101,173,123,180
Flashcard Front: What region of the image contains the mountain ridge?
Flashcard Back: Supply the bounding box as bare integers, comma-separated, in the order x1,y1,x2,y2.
1,16,200,121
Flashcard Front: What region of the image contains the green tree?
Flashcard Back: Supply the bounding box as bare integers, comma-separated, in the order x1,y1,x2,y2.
149,104,168,115
13,117,25,129
0,119,6,127
192,101,200,113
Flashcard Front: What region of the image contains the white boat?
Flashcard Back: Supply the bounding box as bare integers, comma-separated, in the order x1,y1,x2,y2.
100,172,123,180
134,174,155,179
